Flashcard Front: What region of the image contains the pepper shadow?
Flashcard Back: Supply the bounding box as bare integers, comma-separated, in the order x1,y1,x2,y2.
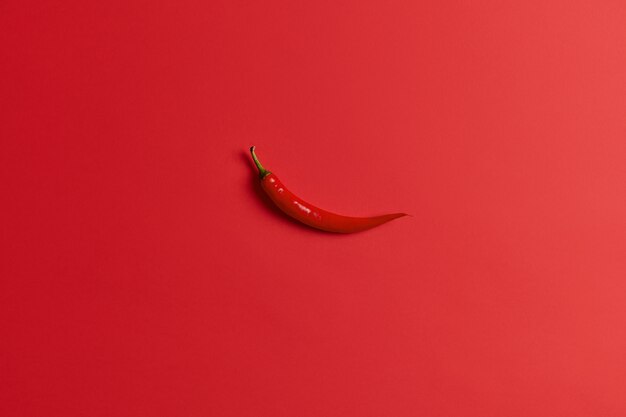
239,150,334,235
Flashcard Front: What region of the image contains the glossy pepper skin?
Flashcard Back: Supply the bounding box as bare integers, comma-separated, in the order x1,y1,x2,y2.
250,146,407,233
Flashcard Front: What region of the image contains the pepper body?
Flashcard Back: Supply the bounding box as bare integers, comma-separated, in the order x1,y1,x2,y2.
251,147,406,233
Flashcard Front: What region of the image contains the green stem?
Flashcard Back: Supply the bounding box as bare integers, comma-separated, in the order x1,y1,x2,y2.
250,146,270,179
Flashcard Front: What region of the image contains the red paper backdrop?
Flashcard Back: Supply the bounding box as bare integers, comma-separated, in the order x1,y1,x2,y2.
2,1,626,416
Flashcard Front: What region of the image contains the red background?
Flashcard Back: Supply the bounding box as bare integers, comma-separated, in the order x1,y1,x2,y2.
2,1,626,416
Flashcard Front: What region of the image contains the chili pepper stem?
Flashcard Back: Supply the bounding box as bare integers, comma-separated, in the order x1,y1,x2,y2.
250,146,271,179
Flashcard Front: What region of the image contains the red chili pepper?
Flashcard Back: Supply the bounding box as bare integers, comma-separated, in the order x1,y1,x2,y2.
250,146,407,233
